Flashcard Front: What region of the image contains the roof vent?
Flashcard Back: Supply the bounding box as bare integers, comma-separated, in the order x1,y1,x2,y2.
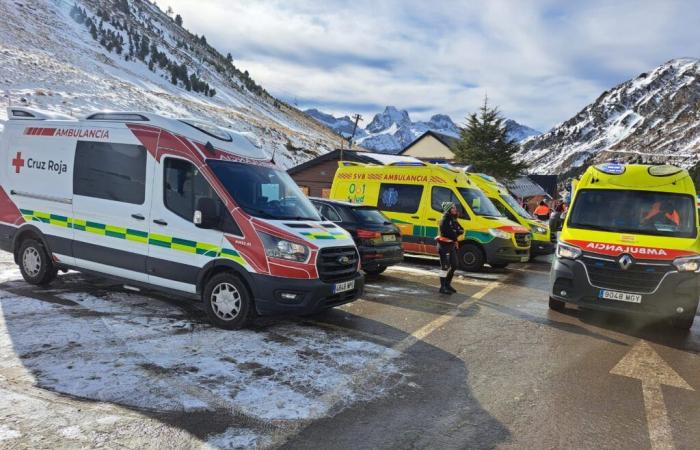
85,113,150,121
10,109,35,118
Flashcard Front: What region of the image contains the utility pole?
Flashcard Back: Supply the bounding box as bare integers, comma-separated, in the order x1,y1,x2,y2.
342,113,363,161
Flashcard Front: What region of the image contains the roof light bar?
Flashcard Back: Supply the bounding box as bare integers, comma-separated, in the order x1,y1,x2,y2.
595,162,625,175
648,165,682,177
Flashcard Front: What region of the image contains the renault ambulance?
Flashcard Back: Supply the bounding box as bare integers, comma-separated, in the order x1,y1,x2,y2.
469,172,554,256
330,161,531,271
550,162,700,329
0,107,363,329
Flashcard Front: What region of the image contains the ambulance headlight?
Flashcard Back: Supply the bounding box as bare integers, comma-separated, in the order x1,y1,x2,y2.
673,256,700,272
259,232,309,263
531,225,547,235
488,228,512,239
556,242,581,260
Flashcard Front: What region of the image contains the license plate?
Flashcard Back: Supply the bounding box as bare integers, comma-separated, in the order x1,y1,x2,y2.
382,234,397,242
334,280,355,294
599,290,642,303
520,256,529,262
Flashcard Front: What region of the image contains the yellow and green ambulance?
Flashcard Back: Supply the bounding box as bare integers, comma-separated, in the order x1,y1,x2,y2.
550,162,700,329
469,172,554,257
330,161,531,271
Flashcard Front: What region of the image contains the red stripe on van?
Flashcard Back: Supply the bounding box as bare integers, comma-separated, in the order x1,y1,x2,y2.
42,128,56,136
0,187,25,226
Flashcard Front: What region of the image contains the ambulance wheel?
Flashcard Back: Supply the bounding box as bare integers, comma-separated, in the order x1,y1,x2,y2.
549,297,566,312
459,244,485,272
18,239,57,286
203,273,253,330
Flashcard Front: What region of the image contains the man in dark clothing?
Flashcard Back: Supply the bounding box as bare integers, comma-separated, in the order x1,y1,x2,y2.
437,201,464,295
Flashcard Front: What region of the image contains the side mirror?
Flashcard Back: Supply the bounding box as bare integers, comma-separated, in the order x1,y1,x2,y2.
194,197,218,228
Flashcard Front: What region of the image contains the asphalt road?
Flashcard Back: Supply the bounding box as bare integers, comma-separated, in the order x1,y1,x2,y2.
0,252,699,449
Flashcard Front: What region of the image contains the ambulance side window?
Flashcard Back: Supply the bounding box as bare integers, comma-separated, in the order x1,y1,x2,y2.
431,187,469,219
491,198,517,222
378,183,423,214
74,141,146,204
163,158,241,235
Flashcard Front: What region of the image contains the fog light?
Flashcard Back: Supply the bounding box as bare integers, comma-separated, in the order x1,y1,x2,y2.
560,290,567,297
278,292,303,303
676,307,684,314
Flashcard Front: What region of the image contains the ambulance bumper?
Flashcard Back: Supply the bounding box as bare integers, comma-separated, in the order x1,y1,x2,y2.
531,240,555,256
550,257,700,318
483,237,530,264
251,272,364,316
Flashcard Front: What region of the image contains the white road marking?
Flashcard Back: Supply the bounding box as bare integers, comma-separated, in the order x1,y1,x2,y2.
610,340,694,450
273,277,507,446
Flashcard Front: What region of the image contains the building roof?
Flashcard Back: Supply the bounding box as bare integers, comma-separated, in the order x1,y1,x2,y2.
527,174,559,198
287,149,419,174
398,130,460,155
505,176,550,199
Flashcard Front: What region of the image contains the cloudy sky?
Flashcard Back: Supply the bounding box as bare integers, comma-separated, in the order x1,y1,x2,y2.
166,0,700,131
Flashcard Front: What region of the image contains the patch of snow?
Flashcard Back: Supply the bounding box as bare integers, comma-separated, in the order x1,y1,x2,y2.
0,425,21,441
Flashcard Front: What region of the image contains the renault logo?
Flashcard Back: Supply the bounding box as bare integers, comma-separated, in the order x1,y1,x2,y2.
618,254,634,270
337,256,351,265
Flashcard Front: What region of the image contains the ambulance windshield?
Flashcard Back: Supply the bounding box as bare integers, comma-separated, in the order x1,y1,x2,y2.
457,188,503,217
568,189,696,238
208,161,321,221
501,193,533,220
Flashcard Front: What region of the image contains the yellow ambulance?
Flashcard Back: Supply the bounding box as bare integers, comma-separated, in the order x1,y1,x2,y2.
330,161,531,271
469,172,554,257
550,162,700,329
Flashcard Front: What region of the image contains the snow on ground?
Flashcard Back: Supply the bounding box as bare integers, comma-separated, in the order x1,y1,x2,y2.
0,252,405,447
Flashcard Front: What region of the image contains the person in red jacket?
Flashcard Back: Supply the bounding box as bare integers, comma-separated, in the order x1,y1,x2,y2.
533,200,551,221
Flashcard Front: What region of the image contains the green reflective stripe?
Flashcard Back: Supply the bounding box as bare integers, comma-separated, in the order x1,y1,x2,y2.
23,209,250,268
300,231,346,240
465,230,494,244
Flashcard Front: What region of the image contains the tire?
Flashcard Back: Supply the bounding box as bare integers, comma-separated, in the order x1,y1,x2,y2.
458,243,485,272
202,272,254,330
672,313,695,330
364,266,387,276
17,239,57,286
490,263,509,269
549,297,566,311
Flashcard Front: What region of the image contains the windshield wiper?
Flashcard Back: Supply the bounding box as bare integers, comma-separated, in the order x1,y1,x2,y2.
243,207,277,219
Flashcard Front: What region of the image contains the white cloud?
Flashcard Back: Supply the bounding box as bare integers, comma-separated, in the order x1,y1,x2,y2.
165,0,700,131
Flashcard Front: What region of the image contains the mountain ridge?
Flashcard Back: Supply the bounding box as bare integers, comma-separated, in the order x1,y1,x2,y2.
305,106,540,154
518,58,700,175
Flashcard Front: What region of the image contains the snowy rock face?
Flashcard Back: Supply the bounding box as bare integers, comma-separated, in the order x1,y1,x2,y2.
504,119,541,143
0,0,341,169
306,106,537,154
518,58,700,175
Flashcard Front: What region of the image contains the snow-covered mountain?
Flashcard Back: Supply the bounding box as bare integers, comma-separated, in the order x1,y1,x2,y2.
504,119,541,142
0,0,342,169
518,58,700,175
306,106,539,153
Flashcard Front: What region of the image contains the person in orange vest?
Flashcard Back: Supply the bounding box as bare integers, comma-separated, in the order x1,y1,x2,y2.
437,202,464,295
643,201,680,227
534,200,551,221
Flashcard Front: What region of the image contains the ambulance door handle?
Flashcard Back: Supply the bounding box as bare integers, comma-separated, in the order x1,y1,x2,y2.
153,219,168,226
131,214,145,221
411,215,419,219
428,218,436,221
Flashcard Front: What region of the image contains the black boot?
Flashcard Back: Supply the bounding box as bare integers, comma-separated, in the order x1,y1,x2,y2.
439,278,452,295
446,284,457,293
446,273,457,293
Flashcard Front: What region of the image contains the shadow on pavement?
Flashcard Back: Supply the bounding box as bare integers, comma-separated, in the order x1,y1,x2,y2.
0,272,510,449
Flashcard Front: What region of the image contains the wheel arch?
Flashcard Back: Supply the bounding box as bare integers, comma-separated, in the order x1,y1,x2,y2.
197,258,255,299
12,224,52,264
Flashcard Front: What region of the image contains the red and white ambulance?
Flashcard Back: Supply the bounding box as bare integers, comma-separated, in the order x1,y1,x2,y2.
0,107,363,328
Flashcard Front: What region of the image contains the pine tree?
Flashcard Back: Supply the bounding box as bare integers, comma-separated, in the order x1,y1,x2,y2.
175,14,183,26
453,97,528,181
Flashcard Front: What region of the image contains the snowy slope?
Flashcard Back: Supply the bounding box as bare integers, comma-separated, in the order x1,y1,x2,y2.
518,58,700,175
307,106,539,154
0,0,342,169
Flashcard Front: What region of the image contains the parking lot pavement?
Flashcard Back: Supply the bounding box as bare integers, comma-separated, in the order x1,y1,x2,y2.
1,252,700,449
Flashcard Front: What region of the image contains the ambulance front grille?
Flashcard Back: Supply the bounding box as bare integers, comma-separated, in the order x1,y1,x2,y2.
317,246,359,282
515,233,531,247
581,256,673,293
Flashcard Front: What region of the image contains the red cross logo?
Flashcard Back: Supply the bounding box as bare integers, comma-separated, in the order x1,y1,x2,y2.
11,152,24,174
